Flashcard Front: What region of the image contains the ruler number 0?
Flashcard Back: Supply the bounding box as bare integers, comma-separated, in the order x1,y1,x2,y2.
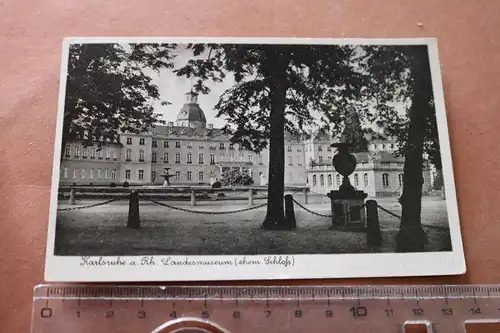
350,306,367,317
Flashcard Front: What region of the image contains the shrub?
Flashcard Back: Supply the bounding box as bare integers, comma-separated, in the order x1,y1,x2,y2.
217,192,226,197
123,181,130,188
219,168,254,186
110,183,117,188
212,181,222,189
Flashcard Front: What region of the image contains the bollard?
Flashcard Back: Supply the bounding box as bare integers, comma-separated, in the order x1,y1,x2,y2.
248,188,254,206
69,188,76,205
366,200,382,246
284,194,296,229
303,188,308,205
127,190,140,229
190,189,196,206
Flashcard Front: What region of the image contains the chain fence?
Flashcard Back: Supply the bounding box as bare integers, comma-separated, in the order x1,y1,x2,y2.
148,199,267,215
292,198,332,218
57,197,124,211
376,203,450,232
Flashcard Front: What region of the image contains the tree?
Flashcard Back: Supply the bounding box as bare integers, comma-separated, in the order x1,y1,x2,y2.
62,43,176,160
175,44,361,229
339,107,369,153
219,168,254,186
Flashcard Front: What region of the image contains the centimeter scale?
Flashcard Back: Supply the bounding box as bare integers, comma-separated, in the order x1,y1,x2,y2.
32,285,500,332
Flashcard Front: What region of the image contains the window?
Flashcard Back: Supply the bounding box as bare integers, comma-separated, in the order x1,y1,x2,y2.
287,145,292,152
198,171,204,181
152,170,156,181
199,142,204,149
258,154,263,165
198,153,204,164
229,143,234,150
248,154,253,163
289,172,293,182
63,168,68,179
354,173,359,187
163,152,169,163
74,146,80,158
318,146,323,152
73,169,77,179
288,156,292,166
175,152,180,164
80,169,86,179
364,173,369,187
104,169,108,179
125,169,131,180
138,169,144,180
111,169,117,179
382,144,386,150
390,143,395,149
105,148,110,159
210,154,215,164
297,156,302,166
229,153,234,162
239,153,244,162
164,141,169,148
328,174,332,187
82,148,88,159
175,141,181,148
97,169,101,179
328,156,332,162
89,169,94,179
90,147,95,159
152,140,158,148
318,156,323,163
113,151,117,160
175,171,180,180
187,153,192,164
97,149,103,159
336,174,340,187
398,173,404,187
313,175,317,186
65,145,71,157
327,146,332,152
382,173,390,187
152,152,157,163
220,153,225,160
139,149,145,161
297,146,302,152
187,141,193,148
126,149,132,161
126,137,132,145
139,138,145,145
320,174,325,186
219,143,225,150
187,171,192,181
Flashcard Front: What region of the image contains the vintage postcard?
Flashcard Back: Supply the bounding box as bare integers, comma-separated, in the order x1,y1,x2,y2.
45,37,465,281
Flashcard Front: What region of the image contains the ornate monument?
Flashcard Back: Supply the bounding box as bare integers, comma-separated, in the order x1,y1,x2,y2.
328,140,367,229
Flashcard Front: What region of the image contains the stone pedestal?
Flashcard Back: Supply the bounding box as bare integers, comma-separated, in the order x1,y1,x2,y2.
328,190,367,230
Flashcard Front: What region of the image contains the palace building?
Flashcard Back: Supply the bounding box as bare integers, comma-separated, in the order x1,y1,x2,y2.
60,91,432,197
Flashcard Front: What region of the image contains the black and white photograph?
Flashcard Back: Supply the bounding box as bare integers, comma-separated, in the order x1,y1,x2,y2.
45,38,465,281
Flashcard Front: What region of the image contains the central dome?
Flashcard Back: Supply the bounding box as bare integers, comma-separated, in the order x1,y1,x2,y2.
176,91,207,128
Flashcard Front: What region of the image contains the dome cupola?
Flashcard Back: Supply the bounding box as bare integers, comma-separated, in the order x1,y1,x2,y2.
175,91,207,128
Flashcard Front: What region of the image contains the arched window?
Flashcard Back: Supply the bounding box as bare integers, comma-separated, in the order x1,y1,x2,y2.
126,149,131,160
328,174,332,187
399,173,404,186
313,175,317,186
175,152,180,163
187,152,192,164
139,149,145,161
364,173,368,187
354,173,359,187
320,174,325,186
382,173,390,187
163,152,168,163
336,174,340,188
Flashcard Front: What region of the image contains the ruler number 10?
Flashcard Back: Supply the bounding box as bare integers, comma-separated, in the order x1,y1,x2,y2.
350,306,367,317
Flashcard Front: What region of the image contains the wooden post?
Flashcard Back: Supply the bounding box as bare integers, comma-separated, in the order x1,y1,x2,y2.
69,188,76,205
366,200,382,246
127,190,140,229
284,194,296,229
248,188,254,206
303,188,308,204
191,189,196,206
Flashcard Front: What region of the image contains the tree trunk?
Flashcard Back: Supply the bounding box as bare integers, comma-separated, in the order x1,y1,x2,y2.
262,48,289,230
395,46,434,252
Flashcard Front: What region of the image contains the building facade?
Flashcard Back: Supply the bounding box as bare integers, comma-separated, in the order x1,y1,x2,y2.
60,91,431,197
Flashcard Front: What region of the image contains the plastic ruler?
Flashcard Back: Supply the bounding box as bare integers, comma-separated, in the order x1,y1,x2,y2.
31,285,500,332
